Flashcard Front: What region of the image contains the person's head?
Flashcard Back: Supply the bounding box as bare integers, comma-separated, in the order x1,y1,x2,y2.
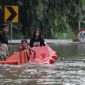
33,30,41,38
3,25,9,33
21,39,28,48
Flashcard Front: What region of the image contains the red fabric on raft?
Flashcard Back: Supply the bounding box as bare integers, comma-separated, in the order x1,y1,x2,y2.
0,46,58,65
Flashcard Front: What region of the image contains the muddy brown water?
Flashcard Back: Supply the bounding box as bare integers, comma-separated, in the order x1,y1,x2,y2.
0,43,85,85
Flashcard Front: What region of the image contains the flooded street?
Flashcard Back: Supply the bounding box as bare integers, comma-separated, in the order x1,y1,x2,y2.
0,43,85,85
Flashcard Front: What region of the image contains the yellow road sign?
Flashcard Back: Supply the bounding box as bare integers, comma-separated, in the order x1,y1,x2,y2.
4,6,19,23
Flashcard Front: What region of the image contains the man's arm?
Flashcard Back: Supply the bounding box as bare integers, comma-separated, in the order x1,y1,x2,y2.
27,46,36,58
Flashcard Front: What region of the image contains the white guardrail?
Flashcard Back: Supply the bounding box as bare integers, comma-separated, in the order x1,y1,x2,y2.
8,39,73,44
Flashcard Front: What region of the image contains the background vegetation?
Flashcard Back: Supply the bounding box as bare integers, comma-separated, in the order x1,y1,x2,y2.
0,0,84,40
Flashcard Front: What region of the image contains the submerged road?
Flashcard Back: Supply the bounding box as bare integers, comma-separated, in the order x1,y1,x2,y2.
0,43,85,85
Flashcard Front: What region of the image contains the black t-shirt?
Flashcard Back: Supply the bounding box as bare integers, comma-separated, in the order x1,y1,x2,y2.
0,31,8,44
30,37,45,47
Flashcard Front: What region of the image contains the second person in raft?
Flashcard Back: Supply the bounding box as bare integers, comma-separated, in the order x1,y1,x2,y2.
30,30,46,47
19,39,36,62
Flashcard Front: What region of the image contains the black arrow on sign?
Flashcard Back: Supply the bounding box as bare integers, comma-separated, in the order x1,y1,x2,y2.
6,7,17,21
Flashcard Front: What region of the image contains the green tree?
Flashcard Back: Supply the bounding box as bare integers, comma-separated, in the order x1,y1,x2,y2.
1,0,82,39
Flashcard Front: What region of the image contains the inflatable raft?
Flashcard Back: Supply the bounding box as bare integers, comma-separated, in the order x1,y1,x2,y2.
0,46,57,65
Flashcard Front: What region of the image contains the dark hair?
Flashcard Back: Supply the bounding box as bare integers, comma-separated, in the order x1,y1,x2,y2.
21,39,28,43
3,24,9,28
2,25,9,32
33,29,42,38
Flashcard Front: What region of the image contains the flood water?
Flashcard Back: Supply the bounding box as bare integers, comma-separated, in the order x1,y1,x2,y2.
0,43,85,85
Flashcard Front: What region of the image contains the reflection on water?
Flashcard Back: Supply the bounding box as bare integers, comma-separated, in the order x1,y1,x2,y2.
0,43,85,85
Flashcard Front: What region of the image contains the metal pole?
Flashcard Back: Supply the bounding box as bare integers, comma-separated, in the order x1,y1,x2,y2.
78,21,80,31
10,23,12,41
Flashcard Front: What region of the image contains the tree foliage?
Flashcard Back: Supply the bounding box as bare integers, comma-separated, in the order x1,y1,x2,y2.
0,0,82,39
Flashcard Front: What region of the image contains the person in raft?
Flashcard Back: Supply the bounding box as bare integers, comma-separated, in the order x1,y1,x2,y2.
30,29,46,47
19,39,36,61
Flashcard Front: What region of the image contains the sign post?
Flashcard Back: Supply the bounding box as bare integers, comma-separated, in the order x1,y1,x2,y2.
10,23,13,41
4,6,19,41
